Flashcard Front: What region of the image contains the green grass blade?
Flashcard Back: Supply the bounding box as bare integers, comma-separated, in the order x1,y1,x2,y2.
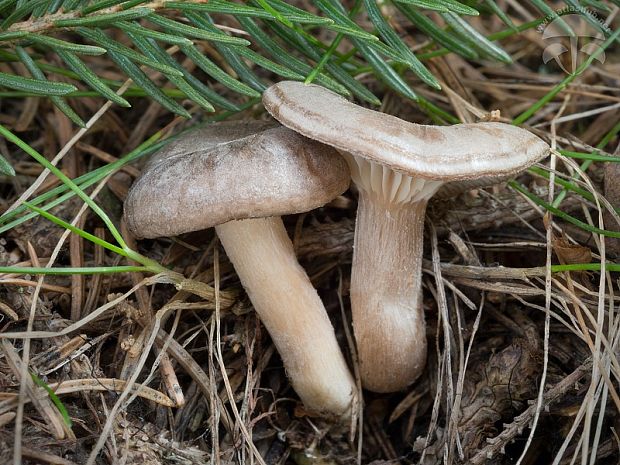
305,32,344,85
510,181,620,238
528,165,620,215
23,202,128,256
551,263,620,272
559,149,620,163
513,26,620,125
0,134,165,232
0,124,129,247
1,182,92,234
255,19,354,97
309,0,366,86
30,373,72,429
551,120,620,209
0,266,149,274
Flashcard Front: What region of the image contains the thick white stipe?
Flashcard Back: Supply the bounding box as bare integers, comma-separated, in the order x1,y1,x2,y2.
216,217,357,416
344,153,443,392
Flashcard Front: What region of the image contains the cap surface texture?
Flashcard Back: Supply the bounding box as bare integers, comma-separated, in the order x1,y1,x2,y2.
263,81,549,181
146,120,278,169
125,125,350,239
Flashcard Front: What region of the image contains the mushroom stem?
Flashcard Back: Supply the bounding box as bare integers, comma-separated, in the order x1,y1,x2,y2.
351,189,428,392
215,217,356,417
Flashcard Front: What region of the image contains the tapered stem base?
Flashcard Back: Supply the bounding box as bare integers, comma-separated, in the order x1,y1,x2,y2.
351,191,427,392
216,217,356,417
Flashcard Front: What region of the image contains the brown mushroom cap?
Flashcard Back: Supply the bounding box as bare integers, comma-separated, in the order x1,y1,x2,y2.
263,81,549,181
124,125,350,239
146,120,278,169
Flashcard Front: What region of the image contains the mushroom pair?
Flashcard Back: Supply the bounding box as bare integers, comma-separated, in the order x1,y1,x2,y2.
125,81,549,415
125,122,357,418
262,81,549,392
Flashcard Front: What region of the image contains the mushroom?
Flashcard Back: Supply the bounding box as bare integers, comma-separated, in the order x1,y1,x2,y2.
146,120,278,168
262,81,550,392
124,124,357,417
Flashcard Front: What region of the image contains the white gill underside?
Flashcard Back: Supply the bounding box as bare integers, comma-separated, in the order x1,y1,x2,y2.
343,153,443,205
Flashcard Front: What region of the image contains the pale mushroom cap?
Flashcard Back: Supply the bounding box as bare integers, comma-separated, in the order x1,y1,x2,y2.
263,81,550,181
124,126,350,239
147,120,278,168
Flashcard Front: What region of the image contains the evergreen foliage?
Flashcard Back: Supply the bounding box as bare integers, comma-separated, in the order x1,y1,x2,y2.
0,0,526,128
